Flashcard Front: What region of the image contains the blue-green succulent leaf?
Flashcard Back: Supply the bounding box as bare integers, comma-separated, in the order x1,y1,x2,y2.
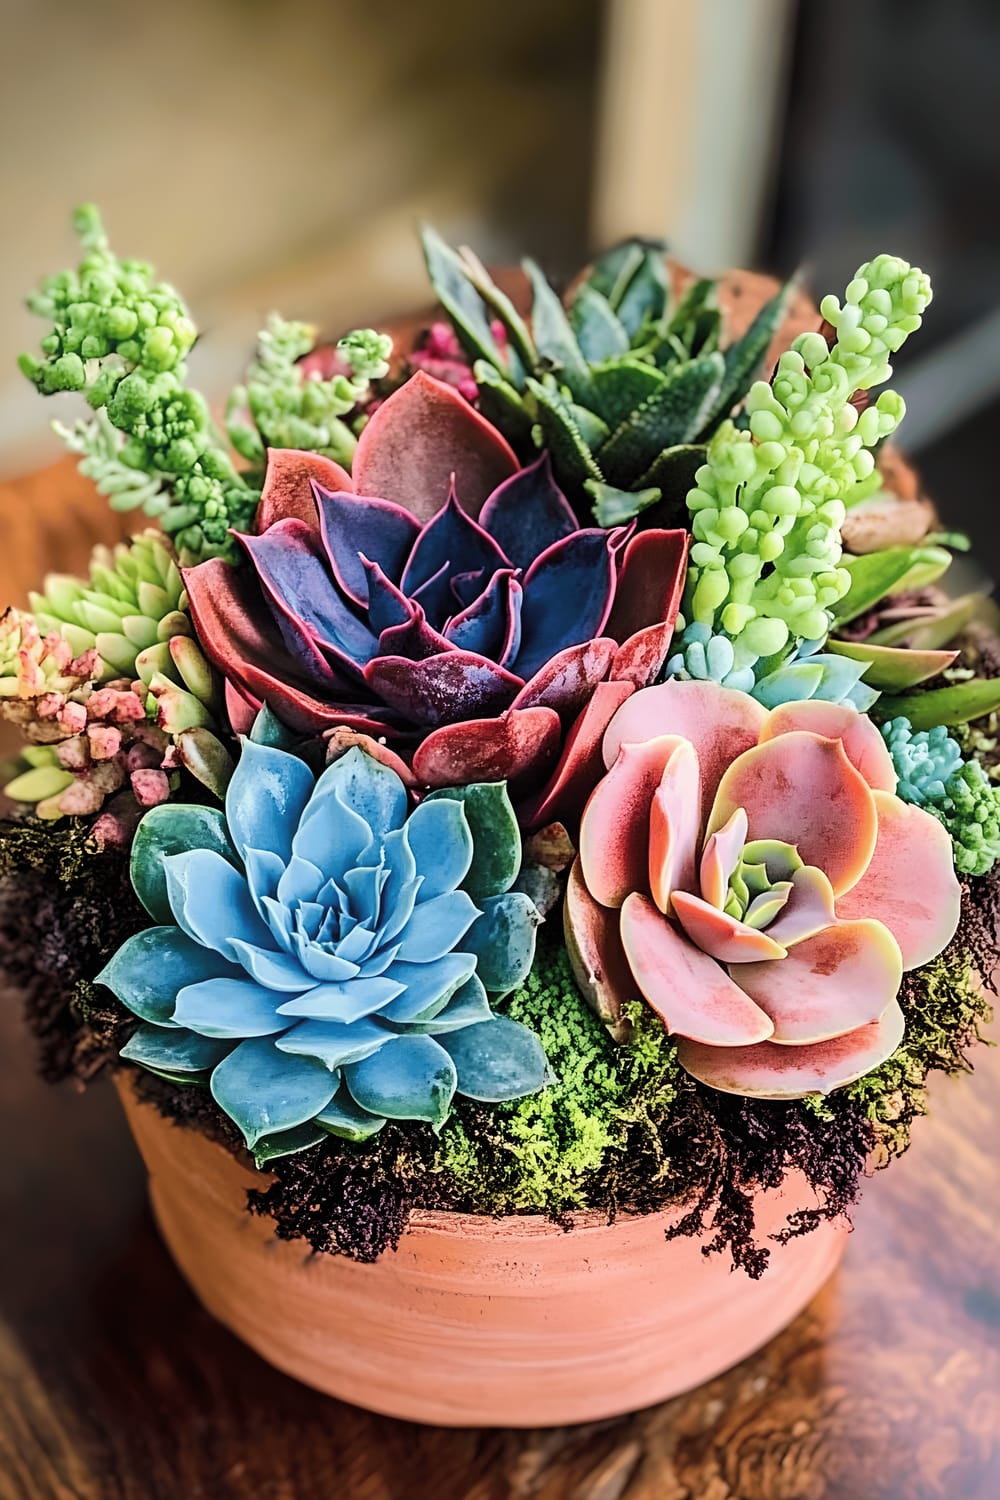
275,975,403,1021
274,1017,391,1068
316,1086,387,1142
226,738,314,862
172,977,288,1038
163,849,272,962
210,1036,337,1147
249,703,300,750
424,782,521,899
394,890,480,962
378,952,478,1024
464,891,541,994
250,1121,329,1167
442,1015,549,1103
398,974,494,1034
343,1034,457,1128
97,926,236,1025
311,746,408,844
130,803,236,923
228,937,316,990
292,787,372,880
121,1021,232,1074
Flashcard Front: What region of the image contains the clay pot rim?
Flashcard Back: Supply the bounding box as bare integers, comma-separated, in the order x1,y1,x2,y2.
115,1072,685,1243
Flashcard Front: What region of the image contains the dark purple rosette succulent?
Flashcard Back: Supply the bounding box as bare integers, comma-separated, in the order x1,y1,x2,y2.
186,372,689,800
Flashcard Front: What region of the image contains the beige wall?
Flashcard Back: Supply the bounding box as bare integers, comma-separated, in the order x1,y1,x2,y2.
1,0,601,470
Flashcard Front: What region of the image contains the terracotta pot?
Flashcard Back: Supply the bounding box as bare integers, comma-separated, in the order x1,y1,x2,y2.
117,1076,847,1426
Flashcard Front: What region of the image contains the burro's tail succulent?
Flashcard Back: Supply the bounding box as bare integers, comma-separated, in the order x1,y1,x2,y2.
667,254,933,703
99,739,550,1160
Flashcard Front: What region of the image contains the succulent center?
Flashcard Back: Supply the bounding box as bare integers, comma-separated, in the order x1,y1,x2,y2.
721,837,802,931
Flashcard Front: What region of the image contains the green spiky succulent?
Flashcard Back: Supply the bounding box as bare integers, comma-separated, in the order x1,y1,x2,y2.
30,531,192,681
421,228,789,525
20,205,256,565
225,316,392,472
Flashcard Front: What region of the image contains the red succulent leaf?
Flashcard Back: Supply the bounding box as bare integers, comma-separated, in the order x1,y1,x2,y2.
351,371,519,521
255,448,352,533
411,706,562,791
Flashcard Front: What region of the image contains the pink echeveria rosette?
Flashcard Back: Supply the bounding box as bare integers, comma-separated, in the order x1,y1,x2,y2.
565,683,963,1098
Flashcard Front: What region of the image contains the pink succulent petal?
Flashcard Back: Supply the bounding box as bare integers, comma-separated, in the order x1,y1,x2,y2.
648,740,701,914
363,650,523,728
708,731,878,897
579,736,681,908
314,487,421,607
610,622,678,687
520,679,634,831
835,790,962,969
411,705,561,792
619,893,774,1045
730,918,902,1042
351,371,519,522
563,859,639,1041
511,638,617,718
603,680,768,824
700,807,749,909
765,865,838,947
255,449,353,533
677,1000,906,1099
604,529,689,646
760,700,897,793
672,890,787,963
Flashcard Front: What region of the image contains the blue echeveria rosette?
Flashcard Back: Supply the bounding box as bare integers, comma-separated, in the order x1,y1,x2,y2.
99,739,549,1161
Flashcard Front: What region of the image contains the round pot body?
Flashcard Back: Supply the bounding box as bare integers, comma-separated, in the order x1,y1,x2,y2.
117,1078,847,1427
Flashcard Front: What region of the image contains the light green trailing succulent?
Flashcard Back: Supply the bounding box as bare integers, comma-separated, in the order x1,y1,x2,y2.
20,205,256,565
30,530,191,681
225,316,392,472
674,255,933,687
101,739,550,1161
421,227,789,524
882,717,1000,876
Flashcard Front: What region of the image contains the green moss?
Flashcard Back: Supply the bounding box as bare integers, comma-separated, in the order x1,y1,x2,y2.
427,935,681,1214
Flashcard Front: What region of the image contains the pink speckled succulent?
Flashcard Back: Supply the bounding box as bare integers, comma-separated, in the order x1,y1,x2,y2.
565,683,963,1098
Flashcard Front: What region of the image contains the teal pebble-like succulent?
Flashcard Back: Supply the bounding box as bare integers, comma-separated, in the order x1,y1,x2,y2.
665,623,879,711
882,716,1000,877
98,738,549,1161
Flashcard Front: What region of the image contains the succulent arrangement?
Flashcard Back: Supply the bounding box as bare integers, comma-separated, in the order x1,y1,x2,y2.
3,209,997,1276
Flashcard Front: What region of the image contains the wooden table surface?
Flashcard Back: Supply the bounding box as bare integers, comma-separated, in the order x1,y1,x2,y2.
2,989,998,1500
1,463,999,1500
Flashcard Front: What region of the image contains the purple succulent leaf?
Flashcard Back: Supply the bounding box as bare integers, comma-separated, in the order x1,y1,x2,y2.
400,488,510,629
478,453,579,572
363,650,524,728
442,569,522,664
511,529,618,680
237,521,377,668
377,608,455,663
511,636,618,718
314,484,421,607
410,559,453,615
450,569,492,610
360,557,419,636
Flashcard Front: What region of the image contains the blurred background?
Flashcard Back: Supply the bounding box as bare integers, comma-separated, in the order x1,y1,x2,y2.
1,0,998,570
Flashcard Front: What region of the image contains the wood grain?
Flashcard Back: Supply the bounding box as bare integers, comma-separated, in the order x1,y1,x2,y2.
1,985,998,1500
